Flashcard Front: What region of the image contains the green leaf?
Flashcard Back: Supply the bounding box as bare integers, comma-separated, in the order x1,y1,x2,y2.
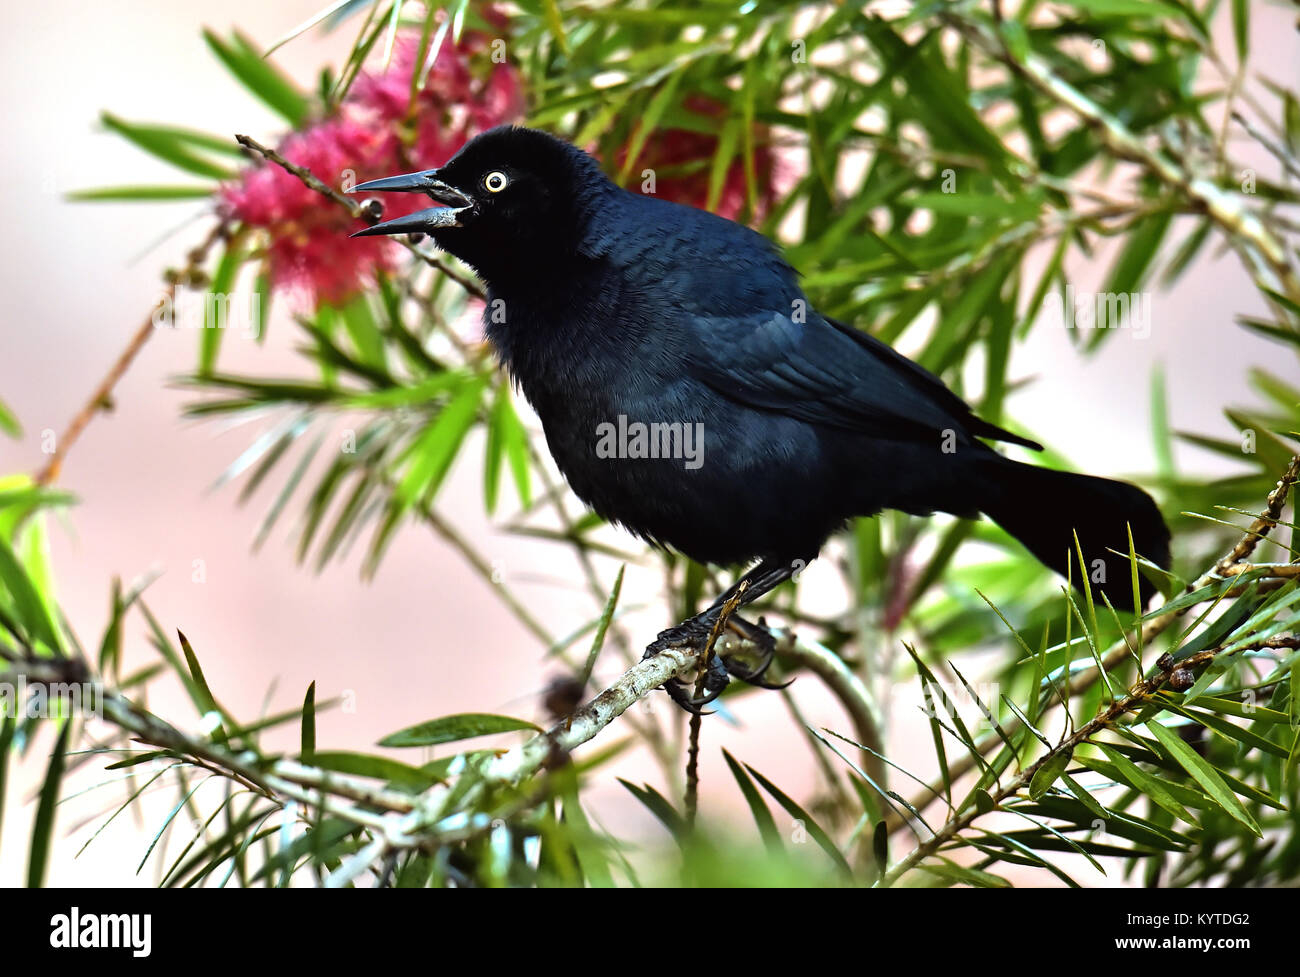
1237,316,1300,349
950,661,1019,764
1161,219,1212,287
177,630,222,730
1016,796,1189,851
721,749,783,855
0,397,19,438
301,681,316,762
999,18,1030,62
1292,655,1300,730
252,270,271,344
0,716,13,846
1150,366,1174,482
200,244,244,376
903,643,993,783
908,191,1040,221
1083,746,1198,827
0,533,61,652
264,0,358,57
394,376,487,507
1146,721,1262,836
337,294,386,371
1029,748,1072,801
1285,94,1300,158
66,185,216,202
310,751,439,790
617,69,686,184
540,0,570,55
1170,692,1288,724
859,21,1010,169
99,113,235,180
378,712,538,748
918,857,1011,888
1060,773,1111,823
557,791,614,887
249,817,359,884
617,779,687,844
1165,703,1289,758
705,116,741,214
1230,0,1248,61
977,827,1081,887
137,772,212,874
745,763,852,878
1067,0,1186,18
484,382,530,514
28,721,71,887
581,565,624,686
202,29,308,126
1106,212,1173,298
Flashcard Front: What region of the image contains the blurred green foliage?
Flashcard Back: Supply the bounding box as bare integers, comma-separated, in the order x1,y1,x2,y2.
3,0,1299,887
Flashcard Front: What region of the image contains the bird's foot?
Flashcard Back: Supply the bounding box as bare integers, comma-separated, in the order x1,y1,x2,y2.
663,655,730,714
718,615,793,691
642,612,793,713
644,610,719,655
642,611,729,714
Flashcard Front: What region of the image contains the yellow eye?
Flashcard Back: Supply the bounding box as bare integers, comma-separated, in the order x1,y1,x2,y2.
483,171,509,193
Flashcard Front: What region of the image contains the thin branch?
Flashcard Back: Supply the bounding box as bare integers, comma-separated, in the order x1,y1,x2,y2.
233,133,486,299
34,221,229,486
881,453,1300,873
945,12,1300,306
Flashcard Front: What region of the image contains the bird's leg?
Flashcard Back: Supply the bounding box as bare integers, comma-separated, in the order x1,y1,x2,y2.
643,558,803,711
644,558,789,654
643,586,745,714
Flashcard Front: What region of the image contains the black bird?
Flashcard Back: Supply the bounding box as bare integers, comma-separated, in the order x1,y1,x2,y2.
350,126,1170,711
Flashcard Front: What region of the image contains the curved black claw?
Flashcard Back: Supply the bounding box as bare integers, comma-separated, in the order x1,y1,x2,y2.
642,611,729,714
662,655,730,714
720,614,793,690
722,657,793,690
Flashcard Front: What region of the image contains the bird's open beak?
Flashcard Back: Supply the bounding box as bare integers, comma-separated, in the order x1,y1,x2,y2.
347,169,472,237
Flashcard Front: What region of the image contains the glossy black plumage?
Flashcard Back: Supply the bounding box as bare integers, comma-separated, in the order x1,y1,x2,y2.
351,126,1170,613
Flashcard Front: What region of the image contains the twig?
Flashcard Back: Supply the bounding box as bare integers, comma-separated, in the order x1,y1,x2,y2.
234,133,486,299
1230,111,1300,183
414,500,555,647
943,13,1300,306
684,710,703,829
882,453,1300,858
681,584,748,827
879,636,1206,886
34,221,229,487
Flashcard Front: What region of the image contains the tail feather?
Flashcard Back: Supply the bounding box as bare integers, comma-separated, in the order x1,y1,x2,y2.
974,457,1170,611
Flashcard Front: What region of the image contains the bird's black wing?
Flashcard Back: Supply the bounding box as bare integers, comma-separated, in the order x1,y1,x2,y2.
823,315,1040,449
687,309,1041,449
602,191,1037,449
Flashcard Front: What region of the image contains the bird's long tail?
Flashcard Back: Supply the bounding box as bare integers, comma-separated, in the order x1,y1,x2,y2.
973,455,1170,611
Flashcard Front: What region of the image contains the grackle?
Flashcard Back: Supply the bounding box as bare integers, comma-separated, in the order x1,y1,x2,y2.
350,126,1170,712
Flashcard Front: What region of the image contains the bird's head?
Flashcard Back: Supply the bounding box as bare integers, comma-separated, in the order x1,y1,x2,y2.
348,126,607,281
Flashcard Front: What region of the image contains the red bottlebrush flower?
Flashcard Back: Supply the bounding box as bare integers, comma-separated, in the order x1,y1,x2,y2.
220,23,524,307
220,117,401,305
615,95,786,223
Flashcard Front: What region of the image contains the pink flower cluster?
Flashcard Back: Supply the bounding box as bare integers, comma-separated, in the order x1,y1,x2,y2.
223,26,784,307
221,29,524,306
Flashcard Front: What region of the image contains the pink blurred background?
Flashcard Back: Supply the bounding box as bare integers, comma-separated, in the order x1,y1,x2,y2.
0,1,1293,886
